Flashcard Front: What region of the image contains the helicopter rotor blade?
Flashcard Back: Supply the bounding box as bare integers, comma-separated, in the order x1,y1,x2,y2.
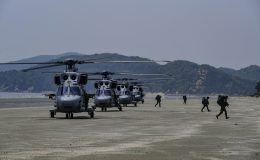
0,59,171,65
79,55,117,62
87,71,129,76
125,73,172,76
115,78,138,81
22,64,65,72
0,62,61,65
138,77,175,80
90,60,171,63
88,78,102,81
0,58,171,72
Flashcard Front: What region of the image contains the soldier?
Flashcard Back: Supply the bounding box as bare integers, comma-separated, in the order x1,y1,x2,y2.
201,96,210,112
113,90,121,108
216,95,230,119
183,95,187,104
155,95,162,107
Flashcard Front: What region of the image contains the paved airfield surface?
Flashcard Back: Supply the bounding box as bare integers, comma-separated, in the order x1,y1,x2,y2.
0,97,260,160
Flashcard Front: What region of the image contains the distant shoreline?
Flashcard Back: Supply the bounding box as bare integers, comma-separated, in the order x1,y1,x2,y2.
0,92,45,99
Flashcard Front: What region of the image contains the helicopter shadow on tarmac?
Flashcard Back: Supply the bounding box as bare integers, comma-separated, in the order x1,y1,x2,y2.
122,105,139,108
35,116,98,120
95,109,123,113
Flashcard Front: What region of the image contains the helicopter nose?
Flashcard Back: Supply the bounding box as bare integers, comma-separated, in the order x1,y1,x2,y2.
119,95,130,100
119,95,131,103
95,96,111,104
58,95,81,107
135,95,141,98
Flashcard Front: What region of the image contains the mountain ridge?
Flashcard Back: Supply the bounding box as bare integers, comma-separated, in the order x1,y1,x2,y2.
0,53,258,95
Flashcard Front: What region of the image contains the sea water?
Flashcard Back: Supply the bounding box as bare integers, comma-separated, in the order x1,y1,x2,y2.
0,92,45,99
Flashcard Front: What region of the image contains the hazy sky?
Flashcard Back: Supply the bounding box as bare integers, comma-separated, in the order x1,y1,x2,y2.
0,0,259,69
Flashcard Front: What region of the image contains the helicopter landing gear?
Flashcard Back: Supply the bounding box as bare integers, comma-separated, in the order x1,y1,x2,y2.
134,103,137,107
66,112,74,119
89,111,94,118
101,107,107,112
118,106,122,111
142,100,144,104
50,111,55,118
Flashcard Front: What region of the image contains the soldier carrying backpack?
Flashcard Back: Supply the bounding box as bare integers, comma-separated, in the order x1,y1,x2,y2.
155,95,162,107
201,96,210,112
216,95,230,119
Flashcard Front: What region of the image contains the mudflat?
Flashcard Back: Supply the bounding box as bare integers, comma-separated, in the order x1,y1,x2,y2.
0,97,259,160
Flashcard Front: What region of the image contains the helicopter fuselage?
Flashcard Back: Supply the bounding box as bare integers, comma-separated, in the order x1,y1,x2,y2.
117,85,132,105
93,79,122,111
55,86,86,113
131,86,144,104
50,71,94,118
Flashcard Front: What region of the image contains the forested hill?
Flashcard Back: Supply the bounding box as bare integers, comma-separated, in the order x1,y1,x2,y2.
220,65,260,81
0,53,257,95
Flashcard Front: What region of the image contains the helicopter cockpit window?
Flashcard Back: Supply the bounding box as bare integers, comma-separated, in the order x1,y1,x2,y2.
70,87,81,95
57,86,69,96
96,90,101,96
57,86,80,96
96,89,112,96
125,91,130,95
133,91,141,95
104,90,112,96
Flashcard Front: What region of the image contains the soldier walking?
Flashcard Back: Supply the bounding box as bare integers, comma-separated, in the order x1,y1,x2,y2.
201,96,210,112
216,95,230,119
183,95,187,104
155,95,162,107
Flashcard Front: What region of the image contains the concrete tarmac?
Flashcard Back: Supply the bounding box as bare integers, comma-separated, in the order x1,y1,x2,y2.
0,97,259,160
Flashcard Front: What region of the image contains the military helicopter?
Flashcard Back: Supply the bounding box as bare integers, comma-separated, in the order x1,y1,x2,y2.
0,59,101,118
91,71,169,110
90,71,123,112
129,82,145,106
116,75,173,107
0,58,171,117
116,78,136,107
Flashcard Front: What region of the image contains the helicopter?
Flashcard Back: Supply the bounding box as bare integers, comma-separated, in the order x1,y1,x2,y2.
116,75,173,107
0,58,171,117
90,71,123,112
129,82,145,106
0,59,101,119
116,78,135,107
91,71,168,110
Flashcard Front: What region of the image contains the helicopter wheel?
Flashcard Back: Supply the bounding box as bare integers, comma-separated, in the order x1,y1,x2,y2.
142,100,144,104
50,111,55,118
104,107,107,112
119,107,122,111
134,103,137,107
71,113,74,119
90,112,94,118
66,113,69,119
